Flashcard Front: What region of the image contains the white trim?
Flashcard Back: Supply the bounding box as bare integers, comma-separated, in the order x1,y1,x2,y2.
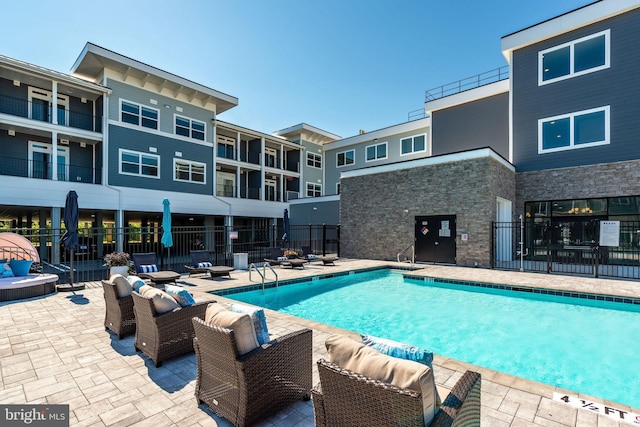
537,105,610,154
306,182,322,198
336,149,355,167
538,30,610,86
400,133,427,156
27,87,69,125
365,141,388,162
174,113,206,141
173,158,206,184
28,141,69,180
118,148,160,179
119,98,159,130
306,151,322,169
289,194,340,205
324,117,430,151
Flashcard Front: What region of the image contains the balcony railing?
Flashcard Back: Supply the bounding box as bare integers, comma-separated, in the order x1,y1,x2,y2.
0,94,102,133
0,156,101,184
240,151,261,165
425,66,509,102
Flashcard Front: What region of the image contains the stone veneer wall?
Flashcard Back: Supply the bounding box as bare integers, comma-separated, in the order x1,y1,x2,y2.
340,155,515,267
516,159,640,213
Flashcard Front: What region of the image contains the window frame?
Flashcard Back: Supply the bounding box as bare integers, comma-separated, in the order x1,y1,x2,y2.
174,114,206,141
538,29,610,86
538,105,610,154
336,149,355,167
119,148,160,179
306,182,322,198
173,158,206,184
306,152,322,169
400,133,427,156
365,141,388,162
120,99,159,130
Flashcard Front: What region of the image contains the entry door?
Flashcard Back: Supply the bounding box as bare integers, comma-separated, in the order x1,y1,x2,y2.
415,215,456,264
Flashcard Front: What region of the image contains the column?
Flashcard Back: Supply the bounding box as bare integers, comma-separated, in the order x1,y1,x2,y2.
51,206,61,264
260,137,265,200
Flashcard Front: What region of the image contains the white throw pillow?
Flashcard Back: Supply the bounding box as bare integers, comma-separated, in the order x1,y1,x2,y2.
109,274,132,297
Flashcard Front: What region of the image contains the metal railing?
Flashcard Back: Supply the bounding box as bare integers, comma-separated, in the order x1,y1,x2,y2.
397,244,415,265
0,156,101,184
249,262,278,292
425,66,509,102
0,94,102,132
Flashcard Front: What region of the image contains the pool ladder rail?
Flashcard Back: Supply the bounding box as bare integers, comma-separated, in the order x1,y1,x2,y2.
397,244,415,265
249,262,279,292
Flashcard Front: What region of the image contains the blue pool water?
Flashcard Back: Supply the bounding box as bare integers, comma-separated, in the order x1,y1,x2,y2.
224,269,640,409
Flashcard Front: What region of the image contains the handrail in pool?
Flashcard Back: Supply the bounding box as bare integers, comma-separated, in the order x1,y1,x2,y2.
249,262,278,292
397,244,415,265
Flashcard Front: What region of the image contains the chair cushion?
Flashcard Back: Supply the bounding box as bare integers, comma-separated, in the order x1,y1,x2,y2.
9,259,33,276
230,303,270,345
139,264,158,273
326,335,437,426
196,261,213,268
109,274,132,297
138,284,180,314
1,263,14,278
205,303,259,355
127,275,146,292
305,254,317,259
276,256,287,261
164,284,196,307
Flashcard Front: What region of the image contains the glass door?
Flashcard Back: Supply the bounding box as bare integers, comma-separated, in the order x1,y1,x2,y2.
29,142,69,180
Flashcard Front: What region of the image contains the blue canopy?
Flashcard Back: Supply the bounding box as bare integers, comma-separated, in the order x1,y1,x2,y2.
161,198,173,248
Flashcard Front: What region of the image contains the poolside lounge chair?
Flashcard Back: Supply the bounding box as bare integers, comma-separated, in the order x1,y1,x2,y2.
185,250,234,278
301,245,337,265
102,279,135,339
132,252,180,286
264,247,287,266
131,291,208,367
192,316,313,426
312,336,481,427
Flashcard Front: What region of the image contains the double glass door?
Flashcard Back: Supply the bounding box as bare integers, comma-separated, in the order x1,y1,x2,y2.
29,142,69,181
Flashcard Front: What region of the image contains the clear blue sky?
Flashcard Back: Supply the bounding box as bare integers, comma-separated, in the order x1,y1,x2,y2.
2,0,592,138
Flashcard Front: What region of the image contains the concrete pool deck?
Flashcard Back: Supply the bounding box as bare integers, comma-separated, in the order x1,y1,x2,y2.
1,259,638,426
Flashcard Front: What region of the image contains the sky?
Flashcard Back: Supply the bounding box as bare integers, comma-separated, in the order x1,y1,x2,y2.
1,0,593,138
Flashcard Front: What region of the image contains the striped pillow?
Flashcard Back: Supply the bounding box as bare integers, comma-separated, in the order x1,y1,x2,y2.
197,262,213,268
140,264,158,273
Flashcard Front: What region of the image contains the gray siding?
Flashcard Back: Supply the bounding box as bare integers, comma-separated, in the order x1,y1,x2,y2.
512,8,640,172
431,93,509,158
301,140,324,194
108,124,213,193
290,200,339,226
107,79,214,143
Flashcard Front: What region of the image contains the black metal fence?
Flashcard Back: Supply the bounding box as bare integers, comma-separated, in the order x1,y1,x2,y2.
492,220,640,279
5,223,339,285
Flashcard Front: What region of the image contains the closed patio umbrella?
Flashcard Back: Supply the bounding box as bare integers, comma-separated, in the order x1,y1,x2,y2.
60,190,84,291
161,198,173,267
283,208,290,248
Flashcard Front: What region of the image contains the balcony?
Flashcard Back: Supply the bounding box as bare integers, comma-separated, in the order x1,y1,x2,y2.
0,94,102,133
0,156,101,184
425,66,509,102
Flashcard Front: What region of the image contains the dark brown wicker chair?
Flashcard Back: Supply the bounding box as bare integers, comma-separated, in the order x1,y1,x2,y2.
192,317,313,426
132,252,181,286
131,292,208,367
102,280,135,339
312,359,481,427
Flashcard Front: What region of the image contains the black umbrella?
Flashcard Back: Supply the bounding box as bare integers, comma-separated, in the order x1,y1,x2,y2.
60,190,83,291
283,208,290,248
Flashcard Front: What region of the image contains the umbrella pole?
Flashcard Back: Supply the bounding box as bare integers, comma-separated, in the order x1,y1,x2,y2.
70,249,74,286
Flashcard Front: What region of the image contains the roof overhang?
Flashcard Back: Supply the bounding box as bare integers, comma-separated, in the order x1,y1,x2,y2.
71,43,238,113
273,123,342,145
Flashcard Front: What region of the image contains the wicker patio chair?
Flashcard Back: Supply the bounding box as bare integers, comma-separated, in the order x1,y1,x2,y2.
192,317,313,426
312,359,481,427
131,292,209,367
102,279,135,339
185,250,234,278
132,252,180,286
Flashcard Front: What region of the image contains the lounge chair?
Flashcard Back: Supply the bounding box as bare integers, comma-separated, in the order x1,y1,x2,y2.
185,250,234,278
131,291,208,367
264,247,287,266
102,279,135,339
132,252,180,286
301,245,337,265
192,317,313,426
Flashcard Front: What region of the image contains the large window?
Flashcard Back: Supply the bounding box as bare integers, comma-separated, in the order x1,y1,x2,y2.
120,100,158,130
538,106,609,153
400,134,426,155
306,182,322,198
217,135,235,160
307,152,322,169
175,115,205,140
539,30,609,85
366,141,387,162
337,150,355,167
119,149,159,178
174,159,205,183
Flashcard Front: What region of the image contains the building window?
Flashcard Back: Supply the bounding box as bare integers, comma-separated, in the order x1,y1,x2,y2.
539,30,609,85
174,159,205,183
337,149,355,167
264,147,277,168
175,115,205,140
265,179,277,201
366,141,387,162
538,106,609,153
217,135,235,160
307,182,322,198
119,149,159,178
307,152,322,168
400,134,426,155
120,100,159,130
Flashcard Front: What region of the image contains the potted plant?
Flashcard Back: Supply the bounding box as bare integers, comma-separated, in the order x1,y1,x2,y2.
104,252,131,277
283,250,298,259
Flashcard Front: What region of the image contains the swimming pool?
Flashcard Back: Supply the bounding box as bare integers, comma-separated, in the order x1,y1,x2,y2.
218,268,640,409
